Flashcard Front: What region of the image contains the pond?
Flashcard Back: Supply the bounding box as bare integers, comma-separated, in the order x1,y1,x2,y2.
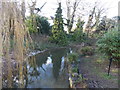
26,48,72,88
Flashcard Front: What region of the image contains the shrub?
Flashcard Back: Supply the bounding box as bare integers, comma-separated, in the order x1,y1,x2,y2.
72,67,78,73
71,30,86,42
26,15,38,33
80,46,94,56
50,30,68,46
26,15,51,35
70,18,86,42
36,16,51,35
96,29,120,61
67,52,79,63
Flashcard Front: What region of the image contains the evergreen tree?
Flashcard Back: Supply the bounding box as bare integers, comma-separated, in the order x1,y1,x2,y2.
72,18,86,42
52,3,64,31
50,3,67,45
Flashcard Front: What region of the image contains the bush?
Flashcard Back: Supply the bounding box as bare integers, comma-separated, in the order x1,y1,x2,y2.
71,30,86,42
50,30,68,46
69,23,87,42
72,67,78,73
67,52,79,63
26,15,51,35
80,46,94,56
70,18,86,42
96,29,120,61
36,16,51,35
26,15,38,33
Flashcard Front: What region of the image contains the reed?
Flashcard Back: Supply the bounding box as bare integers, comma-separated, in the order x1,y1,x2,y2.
0,1,3,89
0,0,31,88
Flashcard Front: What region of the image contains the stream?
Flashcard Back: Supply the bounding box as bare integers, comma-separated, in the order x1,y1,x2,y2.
26,48,72,88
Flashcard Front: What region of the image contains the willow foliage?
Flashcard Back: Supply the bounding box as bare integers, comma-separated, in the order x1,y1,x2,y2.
0,0,31,88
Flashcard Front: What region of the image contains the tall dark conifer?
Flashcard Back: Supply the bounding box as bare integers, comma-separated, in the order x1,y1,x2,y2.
50,3,67,46
52,3,64,31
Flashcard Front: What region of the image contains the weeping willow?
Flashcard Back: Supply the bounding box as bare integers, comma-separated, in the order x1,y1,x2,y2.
0,0,32,88
0,2,3,88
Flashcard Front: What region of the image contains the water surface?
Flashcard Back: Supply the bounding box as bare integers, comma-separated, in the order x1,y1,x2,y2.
26,48,71,88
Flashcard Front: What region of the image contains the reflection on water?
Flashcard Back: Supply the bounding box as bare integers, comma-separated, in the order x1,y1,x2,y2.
26,48,71,88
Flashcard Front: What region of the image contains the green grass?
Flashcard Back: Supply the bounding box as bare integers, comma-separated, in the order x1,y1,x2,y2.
96,59,104,64
82,55,117,80
99,73,116,80
118,80,120,85
111,68,118,73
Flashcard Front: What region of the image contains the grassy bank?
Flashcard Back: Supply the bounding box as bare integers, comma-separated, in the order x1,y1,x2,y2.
30,34,87,51
78,54,118,88
29,34,60,51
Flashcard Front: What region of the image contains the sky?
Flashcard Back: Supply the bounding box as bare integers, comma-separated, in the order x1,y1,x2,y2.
25,0,119,18
23,0,119,26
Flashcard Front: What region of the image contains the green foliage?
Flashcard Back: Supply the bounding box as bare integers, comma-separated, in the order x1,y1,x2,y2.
78,74,83,82
76,18,85,30
96,16,116,33
71,30,86,42
96,59,104,64
68,52,79,63
96,28,120,61
70,18,86,42
50,30,68,46
53,3,64,31
72,67,78,73
99,73,116,80
50,3,68,46
26,15,51,34
36,16,51,35
81,46,94,56
26,15,38,33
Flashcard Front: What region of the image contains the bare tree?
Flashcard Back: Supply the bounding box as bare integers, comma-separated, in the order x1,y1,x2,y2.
118,2,120,30
85,6,96,35
21,0,26,21
92,4,107,30
1,1,30,88
0,1,2,89
28,0,36,16
85,2,107,35
66,0,81,33
35,2,47,14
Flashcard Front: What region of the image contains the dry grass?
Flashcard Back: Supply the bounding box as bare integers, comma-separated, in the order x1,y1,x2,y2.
0,1,3,89
0,0,31,88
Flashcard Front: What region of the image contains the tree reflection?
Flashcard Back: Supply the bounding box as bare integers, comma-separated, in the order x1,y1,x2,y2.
51,48,68,81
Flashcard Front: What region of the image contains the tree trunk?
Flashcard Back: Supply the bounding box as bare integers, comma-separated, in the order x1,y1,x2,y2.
108,58,112,76
85,6,96,35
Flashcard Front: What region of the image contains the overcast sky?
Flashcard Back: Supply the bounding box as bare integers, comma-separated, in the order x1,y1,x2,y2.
25,0,119,18
24,0,119,27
